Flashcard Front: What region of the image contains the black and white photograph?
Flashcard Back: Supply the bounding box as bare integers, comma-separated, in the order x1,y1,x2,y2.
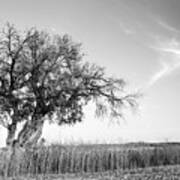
0,0,180,179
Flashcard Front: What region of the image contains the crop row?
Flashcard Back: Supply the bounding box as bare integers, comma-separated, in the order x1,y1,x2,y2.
1,144,180,176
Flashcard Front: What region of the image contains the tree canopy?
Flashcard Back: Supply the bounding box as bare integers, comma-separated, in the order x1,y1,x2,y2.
0,23,138,148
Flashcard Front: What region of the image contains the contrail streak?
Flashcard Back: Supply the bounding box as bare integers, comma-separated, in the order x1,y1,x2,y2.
147,38,180,88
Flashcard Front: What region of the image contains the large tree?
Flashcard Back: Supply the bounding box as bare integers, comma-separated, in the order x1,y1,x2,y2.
0,23,138,148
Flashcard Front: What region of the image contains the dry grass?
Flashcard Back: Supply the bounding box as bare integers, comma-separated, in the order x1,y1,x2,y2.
1,143,180,178
3,165,180,180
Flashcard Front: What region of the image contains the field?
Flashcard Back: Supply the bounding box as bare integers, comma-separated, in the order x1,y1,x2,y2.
1,143,180,179
3,165,180,180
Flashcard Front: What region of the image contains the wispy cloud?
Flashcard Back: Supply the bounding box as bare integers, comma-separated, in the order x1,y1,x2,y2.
150,14,180,34
156,18,179,33
118,22,136,35
107,14,136,36
148,38,180,87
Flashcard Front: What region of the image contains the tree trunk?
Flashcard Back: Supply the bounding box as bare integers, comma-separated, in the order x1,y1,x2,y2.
17,116,44,148
6,109,20,147
6,122,17,147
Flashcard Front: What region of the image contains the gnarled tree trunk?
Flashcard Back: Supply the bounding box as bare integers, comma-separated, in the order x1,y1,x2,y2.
17,116,44,148
6,122,17,147
6,110,20,147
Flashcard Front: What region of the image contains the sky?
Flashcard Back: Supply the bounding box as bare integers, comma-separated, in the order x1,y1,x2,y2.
0,0,180,146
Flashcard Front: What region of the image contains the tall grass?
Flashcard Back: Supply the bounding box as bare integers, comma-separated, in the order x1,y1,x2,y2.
1,143,180,176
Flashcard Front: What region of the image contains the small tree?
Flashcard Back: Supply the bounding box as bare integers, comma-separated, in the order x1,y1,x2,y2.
0,23,138,148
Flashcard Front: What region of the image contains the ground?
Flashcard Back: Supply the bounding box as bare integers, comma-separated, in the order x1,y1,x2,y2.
3,165,180,180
